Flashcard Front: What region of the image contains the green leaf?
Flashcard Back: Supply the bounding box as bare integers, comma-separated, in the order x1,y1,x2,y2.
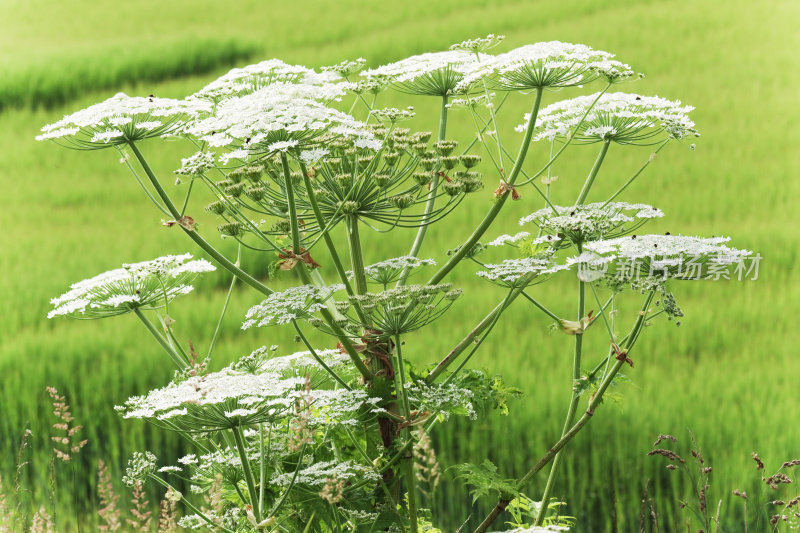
449,460,520,503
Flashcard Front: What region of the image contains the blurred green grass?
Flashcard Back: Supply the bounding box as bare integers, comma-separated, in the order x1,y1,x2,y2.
1,0,798,531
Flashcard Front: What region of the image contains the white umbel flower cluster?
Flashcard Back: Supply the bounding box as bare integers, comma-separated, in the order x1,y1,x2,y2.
48,254,215,319
519,202,664,242
242,284,344,329
477,257,569,287
568,235,752,285
118,351,378,430
363,50,491,95
457,41,633,92
174,151,216,176
271,460,380,487
522,92,699,144
190,59,342,102
187,83,378,160
362,256,436,285
584,234,751,264
36,93,211,149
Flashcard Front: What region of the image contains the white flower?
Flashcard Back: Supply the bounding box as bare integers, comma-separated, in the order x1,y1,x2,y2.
584,234,751,264
48,254,215,319
449,34,506,53
118,353,378,430
187,84,376,159
364,50,492,95
299,148,329,165
361,256,436,284
267,139,300,153
458,41,633,92
486,231,531,247
174,151,216,176
519,202,664,242
37,93,210,149
477,257,568,287
242,284,344,329
271,460,380,487
521,92,699,144
569,234,752,285
190,59,342,102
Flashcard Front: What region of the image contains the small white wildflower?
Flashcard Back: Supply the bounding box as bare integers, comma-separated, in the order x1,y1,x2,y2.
177,454,198,465
177,515,207,530
157,466,182,473
321,58,367,77
174,151,216,176
449,34,506,53
187,84,376,159
267,139,300,153
300,147,329,165
122,451,157,487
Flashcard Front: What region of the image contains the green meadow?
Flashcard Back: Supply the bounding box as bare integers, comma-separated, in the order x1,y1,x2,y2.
1,0,798,530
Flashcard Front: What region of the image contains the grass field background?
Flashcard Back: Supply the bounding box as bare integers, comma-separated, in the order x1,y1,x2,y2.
1,0,798,531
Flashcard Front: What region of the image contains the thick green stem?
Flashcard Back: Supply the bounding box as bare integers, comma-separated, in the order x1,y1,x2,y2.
429,88,543,285
128,142,273,297
535,263,585,526
394,337,419,532
281,152,302,254
346,216,368,295
472,292,655,533
232,425,261,522
295,264,374,381
575,139,611,205
405,458,419,533
398,94,449,286
134,308,187,369
298,160,356,296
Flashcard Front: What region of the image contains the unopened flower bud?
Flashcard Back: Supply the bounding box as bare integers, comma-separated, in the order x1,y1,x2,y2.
434,140,458,156
460,154,482,168
391,194,414,209
443,180,464,196
218,222,244,238
413,172,432,187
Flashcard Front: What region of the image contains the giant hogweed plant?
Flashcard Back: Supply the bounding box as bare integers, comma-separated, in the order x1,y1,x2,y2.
39,35,753,532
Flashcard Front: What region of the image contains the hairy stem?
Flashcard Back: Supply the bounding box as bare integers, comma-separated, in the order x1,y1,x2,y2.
232,425,260,522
